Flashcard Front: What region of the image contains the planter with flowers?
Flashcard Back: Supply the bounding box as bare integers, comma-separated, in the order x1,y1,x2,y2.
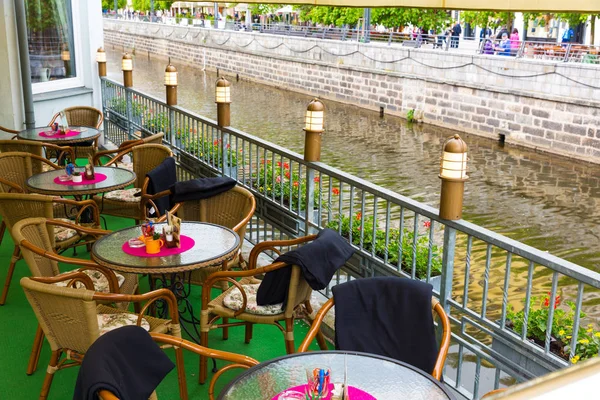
184,138,238,179
326,213,442,283
492,292,599,377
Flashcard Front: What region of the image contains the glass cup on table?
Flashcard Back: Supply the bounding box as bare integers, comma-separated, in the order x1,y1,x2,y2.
306,366,331,399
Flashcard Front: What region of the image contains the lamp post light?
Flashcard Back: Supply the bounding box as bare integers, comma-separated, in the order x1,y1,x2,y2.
215,76,231,127
303,98,325,162
96,47,107,77
164,60,178,106
122,53,133,87
438,134,468,220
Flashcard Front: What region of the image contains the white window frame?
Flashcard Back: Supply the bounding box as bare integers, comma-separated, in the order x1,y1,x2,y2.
31,0,84,95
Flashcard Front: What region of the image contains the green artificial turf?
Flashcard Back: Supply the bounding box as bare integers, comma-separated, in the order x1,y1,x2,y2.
0,215,326,399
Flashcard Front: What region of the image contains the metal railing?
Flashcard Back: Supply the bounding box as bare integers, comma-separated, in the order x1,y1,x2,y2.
101,77,600,399
103,14,600,64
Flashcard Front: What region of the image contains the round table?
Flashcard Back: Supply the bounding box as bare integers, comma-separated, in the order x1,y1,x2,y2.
26,166,136,197
17,126,101,144
218,351,455,400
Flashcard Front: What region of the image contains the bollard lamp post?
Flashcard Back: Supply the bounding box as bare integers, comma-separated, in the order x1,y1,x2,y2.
438,134,468,220
215,77,231,127
303,98,325,162
96,47,107,77
122,53,133,87
164,60,178,106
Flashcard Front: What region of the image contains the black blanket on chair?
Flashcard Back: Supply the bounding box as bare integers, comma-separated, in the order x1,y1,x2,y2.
73,325,174,400
332,277,438,375
146,157,177,217
256,228,355,308
169,176,236,203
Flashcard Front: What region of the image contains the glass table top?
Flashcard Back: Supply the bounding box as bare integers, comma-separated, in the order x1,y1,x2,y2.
92,222,240,273
17,126,101,142
219,351,454,400
26,166,136,196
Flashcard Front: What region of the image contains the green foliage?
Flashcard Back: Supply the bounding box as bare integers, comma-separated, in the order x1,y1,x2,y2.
249,4,281,15
406,109,415,123
253,161,321,211
327,214,442,280
461,11,514,29
109,94,146,117
130,0,174,11
372,8,450,31
102,0,127,10
185,138,238,168
507,292,599,363
555,12,590,28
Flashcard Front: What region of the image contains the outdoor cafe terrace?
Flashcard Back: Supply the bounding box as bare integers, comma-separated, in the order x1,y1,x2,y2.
1,69,600,400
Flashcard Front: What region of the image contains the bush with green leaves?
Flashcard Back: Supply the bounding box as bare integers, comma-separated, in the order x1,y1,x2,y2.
185,138,238,168
326,213,442,280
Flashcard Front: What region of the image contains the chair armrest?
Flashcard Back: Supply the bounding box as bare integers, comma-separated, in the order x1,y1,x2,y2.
247,235,318,270
19,239,106,269
94,288,181,326
297,297,334,353
0,125,20,135
0,177,24,193
52,198,101,227
30,271,95,290
47,218,110,237
231,194,256,234
93,138,143,165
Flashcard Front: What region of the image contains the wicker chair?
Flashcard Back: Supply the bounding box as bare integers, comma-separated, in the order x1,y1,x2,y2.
95,333,258,400
0,194,100,305
198,235,329,384
20,275,185,400
93,131,165,168
297,281,452,381
92,144,174,221
0,139,75,165
0,124,19,137
13,217,141,375
48,106,103,159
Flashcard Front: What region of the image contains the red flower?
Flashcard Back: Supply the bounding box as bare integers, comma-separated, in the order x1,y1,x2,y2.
356,212,362,220
314,177,320,183
283,162,290,169
332,188,340,195
226,143,231,149
285,171,290,179
544,292,560,309
423,221,431,228
276,161,282,167
213,140,219,146
293,181,299,187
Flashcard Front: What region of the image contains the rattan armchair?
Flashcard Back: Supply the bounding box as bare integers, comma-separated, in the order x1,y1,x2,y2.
96,333,258,400
48,106,103,159
198,235,328,384
297,285,452,381
0,124,19,137
93,131,165,167
20,275,185,400
0,139,75,165
0,151,61,192
92,144,174,221
0,194,100,305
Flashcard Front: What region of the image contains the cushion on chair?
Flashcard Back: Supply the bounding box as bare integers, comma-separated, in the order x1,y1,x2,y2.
54,218,79,242
118,162,133,171
103,188,141,203
55,269,126,294
96,313,150,336
223,283,284,315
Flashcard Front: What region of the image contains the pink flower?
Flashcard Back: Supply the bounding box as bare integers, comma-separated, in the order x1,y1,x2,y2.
423,221,431,228
276,176,281,183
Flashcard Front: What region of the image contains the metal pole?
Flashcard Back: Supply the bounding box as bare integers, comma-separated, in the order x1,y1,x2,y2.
363,8,371,43
14,0,35,129
150,0,155,22
114,0,118,19
439,227,456,308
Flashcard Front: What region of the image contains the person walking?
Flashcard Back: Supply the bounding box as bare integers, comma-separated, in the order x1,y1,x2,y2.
510,28,520,56
495,32,511,56
451,22,462,48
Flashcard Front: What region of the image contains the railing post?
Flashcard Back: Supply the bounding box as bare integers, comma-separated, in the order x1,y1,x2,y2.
388,32,393,46
564,43,572,62
439,226,456,308
125,87,134,140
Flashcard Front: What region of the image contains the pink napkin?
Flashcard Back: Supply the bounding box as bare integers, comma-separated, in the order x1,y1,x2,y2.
53,173,107,186
272,384,376,400
121,235,195,257
39,130,81,138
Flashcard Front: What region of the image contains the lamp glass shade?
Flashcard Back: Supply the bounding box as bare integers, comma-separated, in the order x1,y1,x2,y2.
122,58,133,71
61,50,71,61
96,50,106,63
305,110,324,132
215,86,231,103
440,151,468,179
164,71,178,86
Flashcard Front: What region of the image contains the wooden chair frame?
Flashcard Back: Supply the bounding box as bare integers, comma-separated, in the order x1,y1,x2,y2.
0,124,19,136
297,294,451,380
0,139,75,165
198,235,328,384
93,132,165,166
21,273,187,400
48,106,104,160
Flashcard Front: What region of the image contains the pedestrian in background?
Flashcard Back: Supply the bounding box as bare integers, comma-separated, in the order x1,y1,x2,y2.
495,32,511,56
451,22,462,48
510,28,520,56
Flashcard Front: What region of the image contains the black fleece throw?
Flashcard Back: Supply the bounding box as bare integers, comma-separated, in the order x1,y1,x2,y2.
170,176,236,203
146,157,177,217
256,228,355,308
73,326,174,400
332,277,438,375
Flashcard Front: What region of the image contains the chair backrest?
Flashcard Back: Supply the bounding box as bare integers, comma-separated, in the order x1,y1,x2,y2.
12,217,60,277
179,185,256,239
56,106,103,129
0,139,74,164
141,132,165,145
0,193,55,235
284,264,312,318
131,144,173,188
0,151,59,192
20,276,99,353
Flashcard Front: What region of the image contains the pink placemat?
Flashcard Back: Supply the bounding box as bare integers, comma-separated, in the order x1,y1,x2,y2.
53,173,107,186
39,130,81,138
272,384,375,400
121,235,195,257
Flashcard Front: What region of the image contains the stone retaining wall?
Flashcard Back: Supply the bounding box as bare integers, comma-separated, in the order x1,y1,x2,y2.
104,20,600,163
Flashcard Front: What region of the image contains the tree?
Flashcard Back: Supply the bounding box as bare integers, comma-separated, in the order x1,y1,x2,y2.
372,8,450,31
102,0,126,10
297,6,362,27
249,4,281,15
461,11,513,30
130,0,175,12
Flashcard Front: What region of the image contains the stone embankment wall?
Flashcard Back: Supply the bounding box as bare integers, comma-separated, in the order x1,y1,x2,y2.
104,20,600,163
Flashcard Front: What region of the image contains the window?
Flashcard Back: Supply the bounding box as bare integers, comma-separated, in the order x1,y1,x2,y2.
25,0,79,89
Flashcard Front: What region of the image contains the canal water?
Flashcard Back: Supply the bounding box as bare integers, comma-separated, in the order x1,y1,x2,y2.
106,49,600,273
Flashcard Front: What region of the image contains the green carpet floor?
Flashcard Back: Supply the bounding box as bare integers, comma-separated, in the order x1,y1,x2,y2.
0,215,325,399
